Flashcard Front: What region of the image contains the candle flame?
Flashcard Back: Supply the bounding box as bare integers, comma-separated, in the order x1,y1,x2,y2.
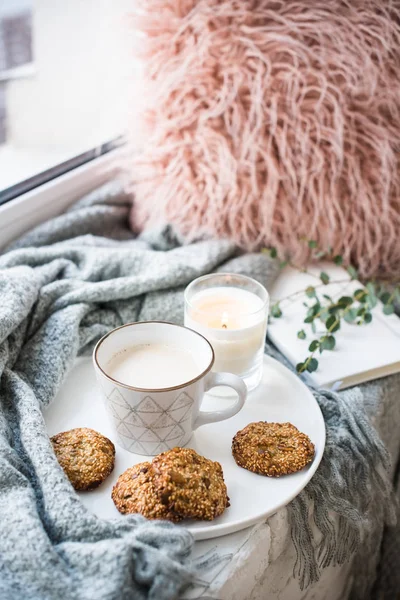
221,311,229,329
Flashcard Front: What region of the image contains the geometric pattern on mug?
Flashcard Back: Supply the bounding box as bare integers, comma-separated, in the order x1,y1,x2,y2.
106,387,194,455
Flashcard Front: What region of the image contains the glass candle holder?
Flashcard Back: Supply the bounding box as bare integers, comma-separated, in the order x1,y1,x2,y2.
184,273,269,392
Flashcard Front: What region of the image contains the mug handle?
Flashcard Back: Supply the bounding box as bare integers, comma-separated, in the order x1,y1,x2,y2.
193,372,247,430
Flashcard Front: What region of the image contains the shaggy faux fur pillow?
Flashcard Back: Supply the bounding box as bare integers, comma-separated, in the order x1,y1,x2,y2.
125,0,400,279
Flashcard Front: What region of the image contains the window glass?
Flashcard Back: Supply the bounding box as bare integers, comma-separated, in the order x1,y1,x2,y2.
0,0,131,195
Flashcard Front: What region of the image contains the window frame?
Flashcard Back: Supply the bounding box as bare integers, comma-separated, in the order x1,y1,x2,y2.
0,62,35,82
0,146,123,251
0,137,123,207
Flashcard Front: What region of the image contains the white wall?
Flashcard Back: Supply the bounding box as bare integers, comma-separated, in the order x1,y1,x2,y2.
0,0,32,18
6,0,134,152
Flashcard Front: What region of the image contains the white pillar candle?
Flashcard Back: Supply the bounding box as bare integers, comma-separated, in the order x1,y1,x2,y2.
184,274,269,391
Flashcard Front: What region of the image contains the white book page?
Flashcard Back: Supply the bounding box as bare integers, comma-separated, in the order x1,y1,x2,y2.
268,264,400,390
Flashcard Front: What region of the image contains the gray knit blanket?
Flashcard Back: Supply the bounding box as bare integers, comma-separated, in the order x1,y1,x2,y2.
0,182,397,600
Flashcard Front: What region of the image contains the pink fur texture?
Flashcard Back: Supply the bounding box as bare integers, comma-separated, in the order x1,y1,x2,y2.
125,0,400,279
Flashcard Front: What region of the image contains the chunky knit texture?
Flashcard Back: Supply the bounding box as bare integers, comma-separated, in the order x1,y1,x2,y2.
0,182,277,600
0,181,397,599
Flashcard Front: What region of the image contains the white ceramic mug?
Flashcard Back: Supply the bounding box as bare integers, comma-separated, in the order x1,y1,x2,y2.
93,321,247,456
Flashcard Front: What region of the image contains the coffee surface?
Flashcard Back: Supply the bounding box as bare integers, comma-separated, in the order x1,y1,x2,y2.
106,343,201,389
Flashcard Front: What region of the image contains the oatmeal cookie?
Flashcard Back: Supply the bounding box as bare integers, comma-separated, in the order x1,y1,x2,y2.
151,447,229,521
232,422,315,477
51,427,115,490
111,462,182,521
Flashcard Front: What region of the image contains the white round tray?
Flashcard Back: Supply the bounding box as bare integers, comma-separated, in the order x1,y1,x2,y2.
45,354,325,541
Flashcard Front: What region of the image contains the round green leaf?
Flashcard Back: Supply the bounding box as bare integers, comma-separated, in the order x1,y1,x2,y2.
333,255,343,265
344,308,357,323
307,304,320,318
338,296,353,308
306,286,316,298
383,304,394,315
321,335,336,350
380,292,391,305
366,294,378,309
297,330,307,340
326,315,340,333
320,272,330,285
271,304,282,318
306,358,319,373
296,362,306,373
308,340,319,352
363,311,373,323
319,308,330,322
354,289,367,303
328,305,340,315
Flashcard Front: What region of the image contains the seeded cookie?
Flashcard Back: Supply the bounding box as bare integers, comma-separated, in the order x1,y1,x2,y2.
51,427,115,491
232,422,315,477
111,462,182,522
151,447,229,521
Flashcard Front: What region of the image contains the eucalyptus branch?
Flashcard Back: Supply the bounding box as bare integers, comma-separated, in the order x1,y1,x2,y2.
271,279,350,307
265,241,400,374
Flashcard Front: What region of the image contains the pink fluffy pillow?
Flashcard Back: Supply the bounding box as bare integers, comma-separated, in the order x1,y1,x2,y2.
125,0,400,279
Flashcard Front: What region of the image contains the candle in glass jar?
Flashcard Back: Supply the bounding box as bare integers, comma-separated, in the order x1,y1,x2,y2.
184,274,269,391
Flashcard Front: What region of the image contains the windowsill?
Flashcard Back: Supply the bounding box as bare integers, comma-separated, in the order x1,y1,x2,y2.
0,63,36,82
0,144,75,190
0,137,122,192
0,149,120,250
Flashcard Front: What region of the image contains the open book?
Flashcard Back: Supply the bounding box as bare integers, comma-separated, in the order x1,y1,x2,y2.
268,264,400,390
